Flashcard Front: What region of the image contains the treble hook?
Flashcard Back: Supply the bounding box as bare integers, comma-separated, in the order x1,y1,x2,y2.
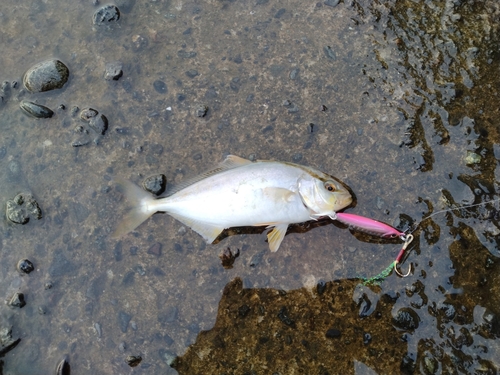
394,234,414,277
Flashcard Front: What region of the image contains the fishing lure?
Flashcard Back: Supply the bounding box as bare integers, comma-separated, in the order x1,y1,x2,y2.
333,197,500,280
332,212,413,277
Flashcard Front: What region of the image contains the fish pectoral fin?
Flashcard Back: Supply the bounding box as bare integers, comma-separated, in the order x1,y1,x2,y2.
263,187,297,203
169,213,224,244
267,223,289,252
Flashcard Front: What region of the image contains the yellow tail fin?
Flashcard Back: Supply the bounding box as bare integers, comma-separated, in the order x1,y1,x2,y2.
112,179,157,238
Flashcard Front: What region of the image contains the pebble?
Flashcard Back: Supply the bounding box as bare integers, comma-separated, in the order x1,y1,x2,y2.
118,311,132,333
23,59,69,93
8,292,26,308
392,307,420,331
20,100,54,118
104,61,123,81
185,69,199,78
147,242,162,257
126,355,142,367
324,0,340,6
277,307,296,328
55,355,70,375
325,328,341,338
324,46,337,60
17,259,35,274
195,104,208,117
142,174,167,195
6,193,42,224
219,247,240,269
93,4,120,25
153,80,167,94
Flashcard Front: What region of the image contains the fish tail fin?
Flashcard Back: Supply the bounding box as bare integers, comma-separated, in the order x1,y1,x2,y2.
112,178,157,238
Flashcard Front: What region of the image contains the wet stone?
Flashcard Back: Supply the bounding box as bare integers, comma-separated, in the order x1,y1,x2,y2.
148,242,162,257
316,280,327,295
153,80,167,94
6,193,42,224
9,292,26,308
185,69,199,78
195,104,208,117
126,355,142,367
93,4,120,25
277,307,296,328
23,59,69,93
55,355,70,375
325,328,341,339
20,100,54,118
104,61,123,81
143,174,167,195
392,307,420,331
324,45,337,60
118,311,132,333
17,259,34,274
324,0,340,6
219,247,240,269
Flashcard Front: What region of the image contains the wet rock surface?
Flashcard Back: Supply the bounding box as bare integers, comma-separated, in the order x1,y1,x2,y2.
23,59,69,93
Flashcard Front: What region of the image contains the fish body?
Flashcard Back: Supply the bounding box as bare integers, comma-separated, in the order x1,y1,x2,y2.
114,155,352,251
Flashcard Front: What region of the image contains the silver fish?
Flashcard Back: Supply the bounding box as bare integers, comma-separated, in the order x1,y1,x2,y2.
114,155,352,252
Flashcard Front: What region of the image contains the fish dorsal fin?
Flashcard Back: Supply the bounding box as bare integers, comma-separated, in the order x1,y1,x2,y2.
165,155,252,196
169,212,224,244
266,223,289,252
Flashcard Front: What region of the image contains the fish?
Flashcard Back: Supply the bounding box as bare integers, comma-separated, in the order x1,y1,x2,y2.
114,155,352,252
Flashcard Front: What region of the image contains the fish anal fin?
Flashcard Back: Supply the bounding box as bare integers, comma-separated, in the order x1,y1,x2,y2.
169,213,224,244
267,223,289,252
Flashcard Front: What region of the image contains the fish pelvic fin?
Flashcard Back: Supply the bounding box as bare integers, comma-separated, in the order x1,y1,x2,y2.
267,223,289,252
112,178,157,238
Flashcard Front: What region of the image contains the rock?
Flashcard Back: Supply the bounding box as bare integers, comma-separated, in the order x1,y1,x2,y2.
392,307,420,331
219,247,240,269
93,5,120,25
324,0,340,6
104,61,123,81
118,311,132,333
72,108,109,146
0,327,21,357
142,174,167,195
195,104,208,117
20,100,54,118
23,59,69,93
55,355,70,375
17,259,35,274
185,69,199,78
8,292,26,308
6,193,42,224
325,328,341,339
126,355,142,367
277,307,296,328
153,80,167,94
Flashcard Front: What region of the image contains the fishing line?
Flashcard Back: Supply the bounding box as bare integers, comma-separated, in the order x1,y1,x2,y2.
363,196,499,285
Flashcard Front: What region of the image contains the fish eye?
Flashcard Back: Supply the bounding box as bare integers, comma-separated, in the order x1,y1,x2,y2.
324,181,336,192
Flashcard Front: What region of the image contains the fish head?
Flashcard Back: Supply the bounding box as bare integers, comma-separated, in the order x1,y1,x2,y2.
298,173,352,217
